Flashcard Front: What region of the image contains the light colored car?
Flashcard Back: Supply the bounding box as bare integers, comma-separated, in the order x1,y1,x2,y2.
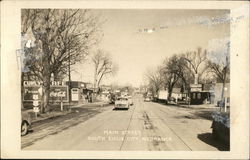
114,97,130,109
21,110,32,136
144,96,152,102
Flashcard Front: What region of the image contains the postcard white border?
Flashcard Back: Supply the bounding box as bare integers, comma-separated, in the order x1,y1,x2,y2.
1,0,249,159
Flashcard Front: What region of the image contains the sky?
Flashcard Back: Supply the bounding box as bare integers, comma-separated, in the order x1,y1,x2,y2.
71,9,230,87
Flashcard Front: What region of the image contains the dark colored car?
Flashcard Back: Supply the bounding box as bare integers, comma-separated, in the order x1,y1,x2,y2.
211,112,230,145
21,110,32,136
167,97,176,104
109,93,120,104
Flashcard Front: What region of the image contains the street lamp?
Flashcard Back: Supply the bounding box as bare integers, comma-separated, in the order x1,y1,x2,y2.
224,87,228,112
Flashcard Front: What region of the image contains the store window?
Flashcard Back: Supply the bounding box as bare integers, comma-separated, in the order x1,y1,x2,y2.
193,93,196,99
197,93,201,99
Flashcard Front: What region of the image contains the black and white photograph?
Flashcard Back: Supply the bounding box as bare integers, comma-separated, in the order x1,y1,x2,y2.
1,0,249,159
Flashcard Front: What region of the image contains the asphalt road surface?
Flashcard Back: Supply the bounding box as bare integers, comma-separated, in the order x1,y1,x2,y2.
24,94,225,151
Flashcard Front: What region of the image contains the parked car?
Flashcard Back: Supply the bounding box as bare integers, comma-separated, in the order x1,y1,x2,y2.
126,96,133,105
211,112,230,145
144,97,150,102
217,97,230,108
109,93,116,104
21,110,32,136
167,97,176,104
114,97,130,109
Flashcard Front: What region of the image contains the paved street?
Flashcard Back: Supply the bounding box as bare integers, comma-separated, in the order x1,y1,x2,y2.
23,95,227,151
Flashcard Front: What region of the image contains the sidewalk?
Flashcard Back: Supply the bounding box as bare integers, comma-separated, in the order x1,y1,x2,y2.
158,102,220,121
176,103,218,109
28,101,110,123
22,100,112,149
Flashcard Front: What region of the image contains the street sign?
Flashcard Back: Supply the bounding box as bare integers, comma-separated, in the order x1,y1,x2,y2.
23,86,42,102
190,83,202,92
33,100,39,106
190,87,202,92
71,88,79,101
23,81,42,86
190,84,202,88
33,106,40,118
49,86,69,102
23,85,69,102
33,94,38,100
33,106,40,113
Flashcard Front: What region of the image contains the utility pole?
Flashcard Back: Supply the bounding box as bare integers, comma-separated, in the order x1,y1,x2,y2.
68,52,71,111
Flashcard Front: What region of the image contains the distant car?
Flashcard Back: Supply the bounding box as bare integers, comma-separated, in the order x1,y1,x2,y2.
217,98,230,108
144,97,151,102
21,110,32,136
126,96,133,105
109,94,116,104
167,97,176,104
114,97,130,109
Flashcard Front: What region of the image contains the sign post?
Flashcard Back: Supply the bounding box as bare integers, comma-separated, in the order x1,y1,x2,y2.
224,97,227,112
60,96,63,111
187,96,190,108
33,94,40,118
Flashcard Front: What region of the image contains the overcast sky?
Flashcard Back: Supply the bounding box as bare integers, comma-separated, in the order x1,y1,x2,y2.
71,9,230,87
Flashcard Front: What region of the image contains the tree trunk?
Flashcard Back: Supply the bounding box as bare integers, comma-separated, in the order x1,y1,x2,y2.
168,86,173,99
40,73,51,113
40,42,51,113
97,73,105,89
168,90,172,99
93,66,98,89
21,72,24,109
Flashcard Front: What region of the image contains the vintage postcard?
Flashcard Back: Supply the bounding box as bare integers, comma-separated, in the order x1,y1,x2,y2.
1,0,249,159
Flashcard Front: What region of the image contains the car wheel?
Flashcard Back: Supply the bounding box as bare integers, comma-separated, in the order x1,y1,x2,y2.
21,121,29,136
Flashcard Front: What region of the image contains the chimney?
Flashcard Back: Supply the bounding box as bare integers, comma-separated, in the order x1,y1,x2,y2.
194,74,198,84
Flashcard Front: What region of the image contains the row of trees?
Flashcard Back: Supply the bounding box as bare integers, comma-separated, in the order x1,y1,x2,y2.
145,44,230,100
21,9,116,113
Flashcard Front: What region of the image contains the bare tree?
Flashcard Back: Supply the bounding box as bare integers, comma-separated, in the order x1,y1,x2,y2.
170,54,193,90
160,54,192,99
161,57,179,99
182,47,208,84
207,41,230,103
92,49,118,90
21,9,102,113
144,66,164,98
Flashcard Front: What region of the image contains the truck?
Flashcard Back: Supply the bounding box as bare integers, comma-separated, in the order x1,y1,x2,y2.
157,90,168,103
